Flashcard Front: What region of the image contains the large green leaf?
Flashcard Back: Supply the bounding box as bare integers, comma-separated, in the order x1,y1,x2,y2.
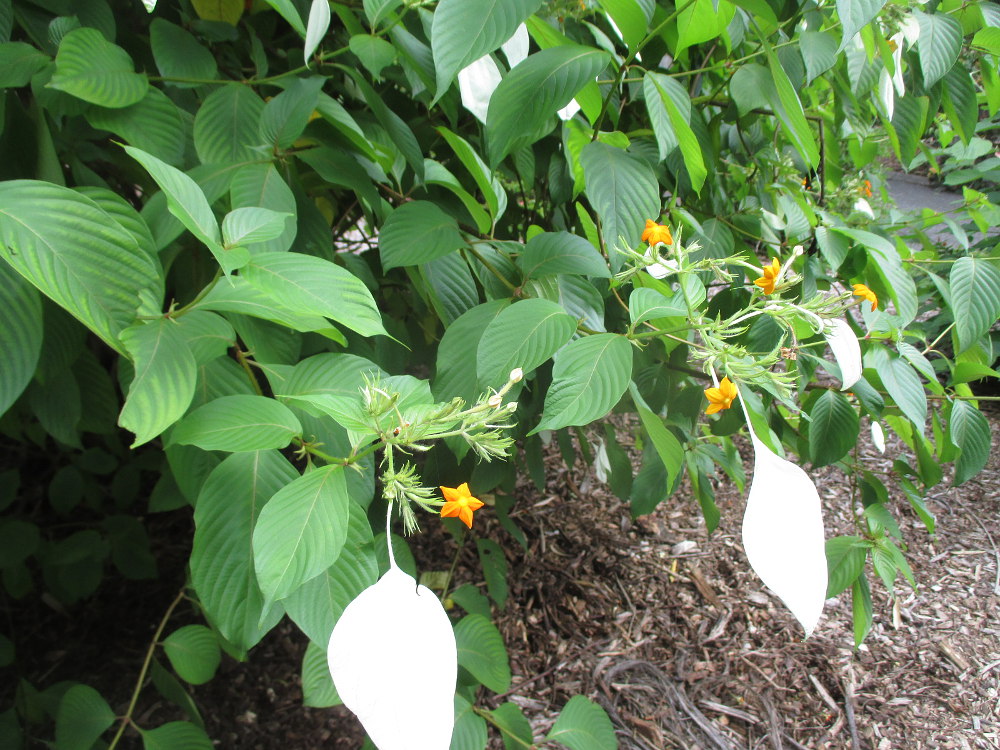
628,287,687,325
486,45,610,166
241,252,386,337
364,0,402,29
629,383,683,502
941,66,978,145
150,18,217,86
0,41,50,88
379,201,466,270
140,722,213,750
949,400,991,485
888,94,930,166
866,346,927,433
452,694,489,750
0,181,160,353
599,0,652,50
643,71,706,191
800,31,838,84
48,28,147,107
434,299,510,404
193,85,266,164
283,501,378,645
766,48,820,168
826,535,868,598
194,276,338,335
431,0,541,97
536,334,632,431
87,88,186,167
162,625,221,685
546,695,617,750
171,394,302,451
454,614,511,693
518,231,610,279
229,163,297,253
222,207,294,248
118,318,197,448
252,465,350,605
675,0,735,55
476,298,576,389
489,702,534,750
190,451,295,649
0,262,42,417
579,142,660,271
262,0,306,35
259,76,324,149
836,0,888,51
950,256,1000,353
54,685,115,750
124,145,247,273
301,641,341,708
422,251,480,326
807,390,859,467
914,10,962,87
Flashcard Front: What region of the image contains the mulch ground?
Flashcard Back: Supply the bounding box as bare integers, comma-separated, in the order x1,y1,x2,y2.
7,402,998,749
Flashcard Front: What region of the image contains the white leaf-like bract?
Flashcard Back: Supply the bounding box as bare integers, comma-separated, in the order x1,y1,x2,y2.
304,0,332,65
327,565,457,749
458,55,501,124
141,0,156,10
557,99,582,121
739,392,827,637
824,318,862,390
877,68,894,119
871,421,886,454
853,197,875,219
593,439,610,483
501,24,529,69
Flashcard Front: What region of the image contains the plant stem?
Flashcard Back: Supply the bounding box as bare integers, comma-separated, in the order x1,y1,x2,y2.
235,348,264,396
107,588,186,750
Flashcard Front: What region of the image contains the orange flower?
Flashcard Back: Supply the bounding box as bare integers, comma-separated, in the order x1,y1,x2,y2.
754,257,781,295
853,283,878,310
704,377,739,415
887,39,898,52
642,219,673,246
861,180,872,198
440,483,484,529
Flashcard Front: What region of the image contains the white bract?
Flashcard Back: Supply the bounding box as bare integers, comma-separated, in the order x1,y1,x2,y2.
853,198,875,219
739,392,828,637
327,563,457,749
458,55,502,124
871,421,886,454
592,439,610,483
823,318,862,390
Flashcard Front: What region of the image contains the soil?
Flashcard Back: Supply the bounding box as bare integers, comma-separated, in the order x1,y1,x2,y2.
5,403,998,749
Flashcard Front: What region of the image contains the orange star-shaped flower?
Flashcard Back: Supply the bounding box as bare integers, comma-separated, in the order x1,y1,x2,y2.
853,283,878,310
704,377,739,415
440,483,484,529
754,257,781,295
861,180,873,198
641,219,673,246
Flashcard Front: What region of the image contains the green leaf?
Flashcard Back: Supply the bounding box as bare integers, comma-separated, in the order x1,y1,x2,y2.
628,287,686,325
599,0,651,50
546,695,617,750
222,207,293,248
364,0,402,29
54,685,115,750
283,501,379,646
580,142,660,271
0,42,50,88
259,76,324,149
262,0,306,35
914,10,962,87
140,721,213,750
422,250,480,325
836,0,888,51
476,538,509,609
852,575,873,646
436,126,505,219
48,28,147,107
452,695,489,750
536,334,632,432
949,400,991,485
241,252,386,337
808,390,859,467
941,65,978,145
676,0,735,55
150,19,217,87
434,300,510,404
449,583,492,618
171,394,302,452
490,702,533,750
124,145,247,273
950,256,1000,353
866,347,927,433
836,228,917,325
630,383,683,499
193,85,266,164
476,298,576,389
0,181,161,353
765,48,820,168
379,201,466,270
229,163,298,254
118,319,197,448
454,614,511,693
486,46,610,166
162,625,220,685
826,535,868,597
643,71,706,191
800,31,838,84
195,276,337,335
192,0,244,24
973,26,1000,55
888,94,929,166
191,451,295,649
518,231,610,279
350,34,397,79
87,88,186,166
0,262,42,417
301,641,341,708
252,465,350,606
430,0,541,97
